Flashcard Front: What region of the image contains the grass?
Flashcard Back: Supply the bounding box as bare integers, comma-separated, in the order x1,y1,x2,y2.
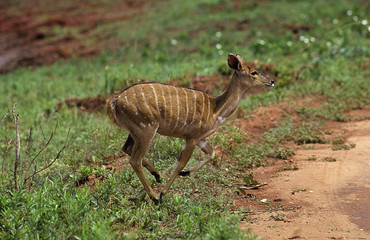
1,0,369,239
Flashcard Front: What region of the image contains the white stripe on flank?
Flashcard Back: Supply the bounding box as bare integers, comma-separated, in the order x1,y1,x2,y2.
199,93,205,128
179,88,189,130
158,84,166,123
133,91,139,115
140,87,153,118
205,96,210,125
173,87,180,131
150,84,160,116
167,85,172,126
189,90,197,127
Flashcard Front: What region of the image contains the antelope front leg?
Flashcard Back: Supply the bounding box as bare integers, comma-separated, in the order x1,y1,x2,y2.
160,139,197,199
179,140,214,177
142,158,161,183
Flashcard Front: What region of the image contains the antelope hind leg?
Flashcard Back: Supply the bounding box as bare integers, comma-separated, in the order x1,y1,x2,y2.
122,134,134,155
123,134,161,183
160,139,197,199
129,134,160,203
179,140,214,177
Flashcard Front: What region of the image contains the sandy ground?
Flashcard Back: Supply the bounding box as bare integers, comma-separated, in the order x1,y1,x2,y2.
240,118,370,239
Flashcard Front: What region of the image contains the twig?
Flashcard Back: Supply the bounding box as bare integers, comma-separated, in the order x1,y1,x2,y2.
11,103,20,190
21,128,32,181
39,122,47,141
25,121,58,176
24,128,71,183
0,111,9,127
1,139,13,187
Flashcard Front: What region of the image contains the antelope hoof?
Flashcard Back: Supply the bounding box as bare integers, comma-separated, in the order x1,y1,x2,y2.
151,171,162,183
159,192,164,202
179,170,191,176
150,196,161,205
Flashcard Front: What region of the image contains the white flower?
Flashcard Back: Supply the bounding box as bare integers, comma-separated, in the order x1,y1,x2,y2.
326,41,332,47
353,16,358,21
332,19,338,24
215,43,222,49
346,10,352,16
361,19,368,25
215,31,222,38
287,41,292,47
218,50,224,55
171,39,178,45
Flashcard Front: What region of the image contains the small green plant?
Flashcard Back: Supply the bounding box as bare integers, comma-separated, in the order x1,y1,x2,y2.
293,123,327,145
270,212,285,221
307,155,317,161
283,162,299,171
322,157,337,162
267,147,295,160
331,137,356,150
72,166,93,185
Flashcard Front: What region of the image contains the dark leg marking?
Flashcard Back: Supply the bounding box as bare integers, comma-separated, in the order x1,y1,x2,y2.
151,171,162,183
179,170,190,176
122,134,134,156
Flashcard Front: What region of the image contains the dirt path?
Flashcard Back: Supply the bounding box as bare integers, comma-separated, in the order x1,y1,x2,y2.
240,119,370,239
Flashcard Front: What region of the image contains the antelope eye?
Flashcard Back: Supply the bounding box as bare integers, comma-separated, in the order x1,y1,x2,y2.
251,71,258,76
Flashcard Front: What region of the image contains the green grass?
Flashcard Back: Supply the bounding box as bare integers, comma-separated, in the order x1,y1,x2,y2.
1,0,369,238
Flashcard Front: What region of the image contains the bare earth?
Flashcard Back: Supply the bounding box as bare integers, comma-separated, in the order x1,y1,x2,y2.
240,116,370,239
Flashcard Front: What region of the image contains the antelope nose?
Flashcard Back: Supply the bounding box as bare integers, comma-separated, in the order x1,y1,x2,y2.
271,79,275,86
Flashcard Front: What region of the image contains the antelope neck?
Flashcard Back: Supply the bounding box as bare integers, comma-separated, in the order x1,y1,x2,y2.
215,72,245,118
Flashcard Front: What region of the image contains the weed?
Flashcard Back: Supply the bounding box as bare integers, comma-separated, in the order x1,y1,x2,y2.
270,212,285,221
283,162,299,171
331,137,356,150
293,123,327,145
322,157,337,162
307,155,317,161
267,147,295,160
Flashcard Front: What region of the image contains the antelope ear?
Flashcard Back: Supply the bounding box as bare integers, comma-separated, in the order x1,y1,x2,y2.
228,53,242,71
236,54,243,63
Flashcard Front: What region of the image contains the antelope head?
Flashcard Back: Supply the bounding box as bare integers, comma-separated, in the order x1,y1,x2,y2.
227,53,275,89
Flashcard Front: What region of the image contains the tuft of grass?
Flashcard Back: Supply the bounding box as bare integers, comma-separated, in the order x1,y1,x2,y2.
283,162,299,171
322,157,337,162
307,155,318,161
267,147,295,160
331,137,356,150
292,123,327,145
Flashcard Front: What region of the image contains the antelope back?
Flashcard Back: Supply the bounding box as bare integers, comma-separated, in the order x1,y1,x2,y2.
107,83,216,137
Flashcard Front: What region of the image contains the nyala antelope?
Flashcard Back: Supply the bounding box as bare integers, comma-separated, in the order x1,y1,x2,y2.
106,53,274,203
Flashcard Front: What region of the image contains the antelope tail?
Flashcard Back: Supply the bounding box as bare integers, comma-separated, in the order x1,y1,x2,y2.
106,96,119,125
